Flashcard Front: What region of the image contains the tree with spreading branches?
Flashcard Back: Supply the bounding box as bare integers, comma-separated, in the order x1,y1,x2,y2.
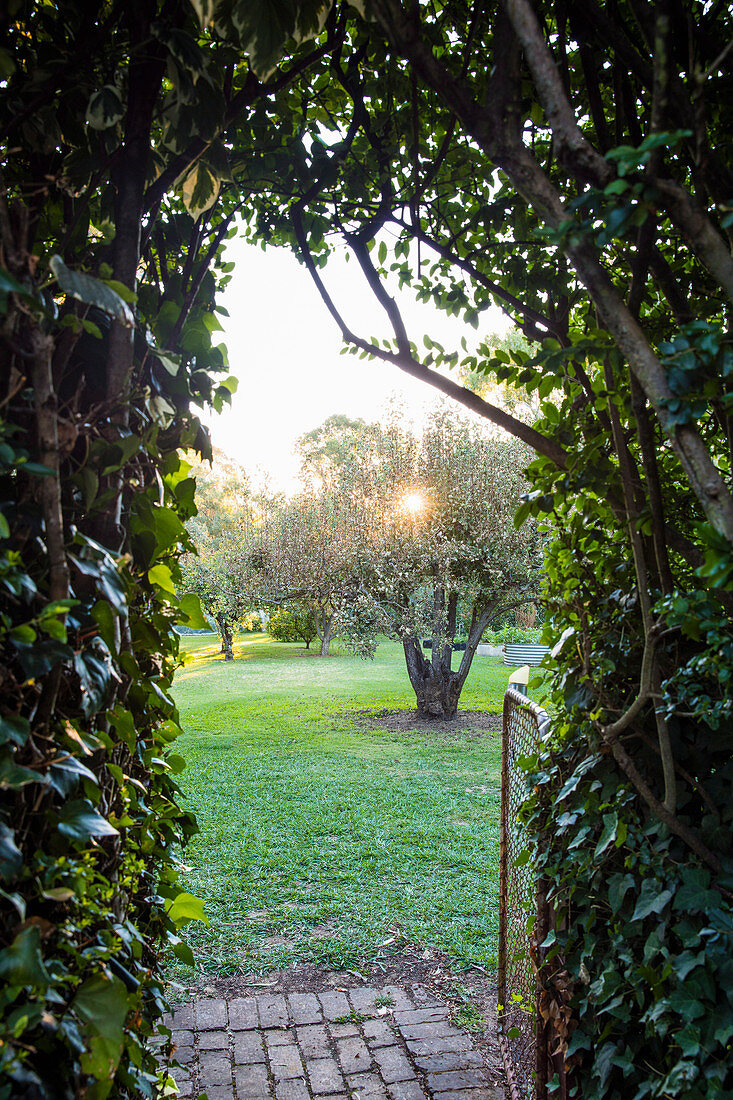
332,410,540,717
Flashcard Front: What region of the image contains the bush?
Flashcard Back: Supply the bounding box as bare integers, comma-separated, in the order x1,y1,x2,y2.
241,611,267,632
267,604,318,647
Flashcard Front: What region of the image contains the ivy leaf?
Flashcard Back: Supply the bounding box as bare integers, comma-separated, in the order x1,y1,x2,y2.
594,811,618,858
667,987,705,1020
631,880,675,922
178,592,209,629
47,754,99,797
608,873,635,915
85,85,125,130
50,255,134,327
0,822,22,880
0,747,48,789
167,891,209,926
74,974,130,1078
149,504,187,554
148,563,177,595
170,935,195,966
12,636,72,679
74,647,113,718
0,715,30,747
57,799,119,840
0,925,50,987
92,600,117,652
165,753,187,775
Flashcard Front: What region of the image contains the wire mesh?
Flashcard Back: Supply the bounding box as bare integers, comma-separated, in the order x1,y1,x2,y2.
498,687,550,1100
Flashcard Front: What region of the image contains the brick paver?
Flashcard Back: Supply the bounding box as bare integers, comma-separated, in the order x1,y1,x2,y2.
259,995,290,1028
347,987,382,1015
200,1030,229,1050
363,1018,399,1047
166,984,505,1100
276,1080,312,1100
236,1063,271,1098
200,1050,233,1086
235,1033,266,1064
297,1024,330,1059
372,1046,417,1084
318,992,350,1021
289,993,323,1025
230,997,259,1031
348,1071,390,1099
271,1045,306,1081
306,1056,345,1095
336,1035,371,1074
197,998,228,1030
389,1081,428,1100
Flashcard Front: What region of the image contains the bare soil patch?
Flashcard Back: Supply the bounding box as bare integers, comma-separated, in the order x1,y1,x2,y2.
343,708,502,738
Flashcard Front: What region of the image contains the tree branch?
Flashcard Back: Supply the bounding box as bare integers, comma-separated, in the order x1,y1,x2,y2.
291,205,568,466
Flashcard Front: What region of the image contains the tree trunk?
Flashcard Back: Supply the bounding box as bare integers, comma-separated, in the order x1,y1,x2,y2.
415,667,463,718
216,615,234,660
403,637,462,718
314,606,335,656
402,591,509,718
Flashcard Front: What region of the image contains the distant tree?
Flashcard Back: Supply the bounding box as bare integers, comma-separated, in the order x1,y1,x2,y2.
243,490,356,656
180,451,252,659
340,410,540,718
296,414,382,487
267,603,318,648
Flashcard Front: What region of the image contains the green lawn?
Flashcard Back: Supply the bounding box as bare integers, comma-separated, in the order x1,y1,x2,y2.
171,633,515,979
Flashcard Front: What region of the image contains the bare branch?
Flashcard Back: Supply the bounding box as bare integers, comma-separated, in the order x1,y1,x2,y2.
504,0,612,185
290,205,568,466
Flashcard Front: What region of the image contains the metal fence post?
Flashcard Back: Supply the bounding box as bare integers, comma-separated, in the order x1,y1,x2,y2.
498,686,551,1100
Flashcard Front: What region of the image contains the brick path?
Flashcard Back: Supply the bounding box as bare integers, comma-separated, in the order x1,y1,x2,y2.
164,985,506,1100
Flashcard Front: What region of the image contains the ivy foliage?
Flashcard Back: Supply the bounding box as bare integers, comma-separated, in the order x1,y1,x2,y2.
0,1,336,1095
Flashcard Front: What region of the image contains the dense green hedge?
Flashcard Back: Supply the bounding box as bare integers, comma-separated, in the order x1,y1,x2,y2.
0,2,248,1093
0,427,206,1095
509,374,733,1096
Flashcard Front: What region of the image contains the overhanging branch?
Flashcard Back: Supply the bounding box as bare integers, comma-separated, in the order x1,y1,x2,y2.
291,205,568,466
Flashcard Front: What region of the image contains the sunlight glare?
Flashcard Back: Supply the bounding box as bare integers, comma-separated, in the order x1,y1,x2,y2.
403,492,426,515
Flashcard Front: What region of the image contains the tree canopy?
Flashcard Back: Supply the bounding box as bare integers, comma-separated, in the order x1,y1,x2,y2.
334,410,539,716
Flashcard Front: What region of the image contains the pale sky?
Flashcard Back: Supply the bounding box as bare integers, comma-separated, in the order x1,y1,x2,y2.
205,237,510,490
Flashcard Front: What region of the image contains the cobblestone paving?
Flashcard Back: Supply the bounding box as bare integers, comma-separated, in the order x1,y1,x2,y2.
164,986,506,1100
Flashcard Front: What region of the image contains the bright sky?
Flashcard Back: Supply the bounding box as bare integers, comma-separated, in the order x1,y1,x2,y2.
205,237,509,490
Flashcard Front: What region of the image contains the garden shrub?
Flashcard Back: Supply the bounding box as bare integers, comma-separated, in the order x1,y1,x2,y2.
267,604,318,648
511,399,733,1097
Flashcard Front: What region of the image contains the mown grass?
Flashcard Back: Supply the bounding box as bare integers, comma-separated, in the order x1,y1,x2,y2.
171,633,519,979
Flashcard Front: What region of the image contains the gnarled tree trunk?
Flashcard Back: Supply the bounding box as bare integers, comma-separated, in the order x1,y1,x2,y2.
402,589,512,718
404,640,463,718
216,615,234,660
314,603,335,656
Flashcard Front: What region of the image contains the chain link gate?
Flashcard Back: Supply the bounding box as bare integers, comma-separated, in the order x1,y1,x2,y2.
498,686,550,1100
